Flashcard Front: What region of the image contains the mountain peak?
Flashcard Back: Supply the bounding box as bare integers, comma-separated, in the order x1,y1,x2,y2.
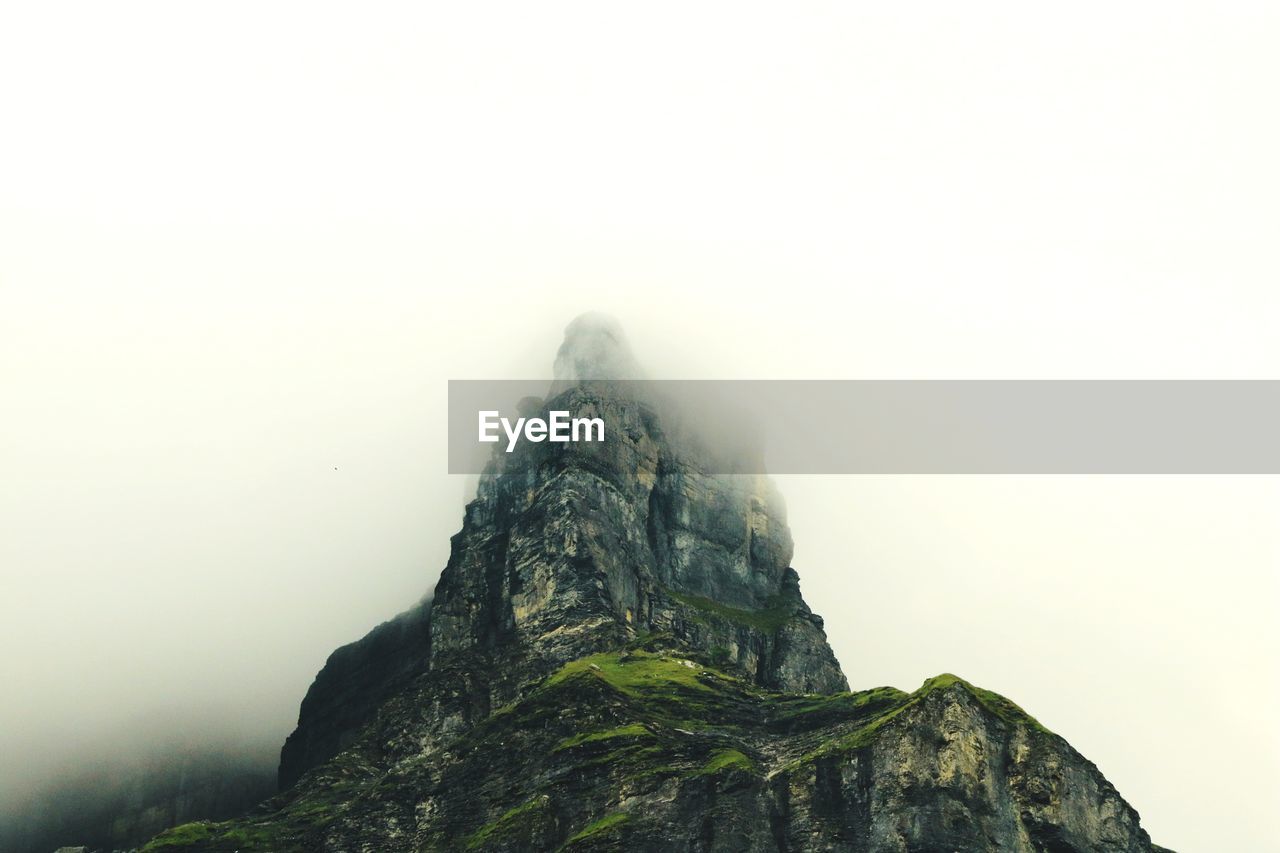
141,317,1168,853
553,312,641,382
278,316,848,790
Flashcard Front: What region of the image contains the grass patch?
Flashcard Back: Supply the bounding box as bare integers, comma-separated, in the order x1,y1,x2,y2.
139,783,348,852
787,673,1055,770
555,723,652,751
765,686,907,727
561,812,630,848
466,794,552,850
919,674,1051,734
141,819,306,853
578,743,668,772
546,651,714,695
692,748,755,777
538,650,763,734
141,822,213,851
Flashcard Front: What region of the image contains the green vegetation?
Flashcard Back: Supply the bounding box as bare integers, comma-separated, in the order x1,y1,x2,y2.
788,673,1055,770
555,723,652,751
431,652,1057,851
663,587,795,632
535,649,768,736
577,743,668,773
217,825,287,849
137,654,1059,853
140,819,305,853
138,780,353,852
796,703,912,764
634,762,681,781
142,822,213,851
466,794,552,850
561,812,630,848
918,674,1051,734
546,650,715,695
692,748,755,777
766,686,908,727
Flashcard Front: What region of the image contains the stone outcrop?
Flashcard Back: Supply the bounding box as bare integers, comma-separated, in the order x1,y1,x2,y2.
278,598,433,791
138,315,1169,852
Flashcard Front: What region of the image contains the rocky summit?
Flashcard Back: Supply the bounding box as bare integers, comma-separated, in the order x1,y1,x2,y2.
141,315,1171,852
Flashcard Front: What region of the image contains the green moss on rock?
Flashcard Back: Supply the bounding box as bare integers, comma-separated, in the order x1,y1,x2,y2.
141,822,213,851
547,651,714,695
466,794,552,850
919,673,1051,734
765,686,908,728
555,723,653,751
693,748,755,777
790,673,1057,768
561,811,630,848
140,653,1078,853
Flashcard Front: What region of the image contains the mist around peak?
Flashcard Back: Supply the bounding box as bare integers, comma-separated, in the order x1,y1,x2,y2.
552,312,643,383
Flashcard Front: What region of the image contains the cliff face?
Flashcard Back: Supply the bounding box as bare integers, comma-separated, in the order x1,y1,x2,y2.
278,598,433,791
141,315,1167,853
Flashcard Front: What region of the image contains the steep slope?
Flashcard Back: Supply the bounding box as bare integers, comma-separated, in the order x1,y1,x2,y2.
140,314,1168,852
144,646,1158,852
278,598,433,791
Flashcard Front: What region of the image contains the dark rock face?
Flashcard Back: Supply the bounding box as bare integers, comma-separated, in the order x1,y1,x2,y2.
278,598,432,791
424,376,848,697
141,315,1167,852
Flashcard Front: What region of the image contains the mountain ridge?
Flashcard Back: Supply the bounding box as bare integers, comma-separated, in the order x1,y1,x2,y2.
139,315,1170,852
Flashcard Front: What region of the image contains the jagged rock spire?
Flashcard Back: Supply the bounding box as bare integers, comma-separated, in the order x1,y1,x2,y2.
432,314,847,694
281,316,847,788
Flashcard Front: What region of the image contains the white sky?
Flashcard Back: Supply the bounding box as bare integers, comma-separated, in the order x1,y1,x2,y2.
2,4,1278,850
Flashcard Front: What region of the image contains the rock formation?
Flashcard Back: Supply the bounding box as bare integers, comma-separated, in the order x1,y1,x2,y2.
140,315,1170,852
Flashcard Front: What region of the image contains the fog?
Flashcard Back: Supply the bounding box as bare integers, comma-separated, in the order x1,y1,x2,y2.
3,4,1279,850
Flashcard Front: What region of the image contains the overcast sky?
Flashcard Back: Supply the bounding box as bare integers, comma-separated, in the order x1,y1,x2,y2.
2,4,1278,850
